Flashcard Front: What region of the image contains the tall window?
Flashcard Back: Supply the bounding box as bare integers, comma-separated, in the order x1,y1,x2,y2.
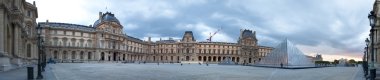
71,51,76,59
27,44,31,57
54,51,58,59
80,39,84,47
88,52,92,60
63,51,67,59
71,38,76,47
80,51,84,59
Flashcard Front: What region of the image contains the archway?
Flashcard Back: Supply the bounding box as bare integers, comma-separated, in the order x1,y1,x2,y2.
218,56,221,62
101,52,105,60
113,52,117,61
186,56,190,61
213,56,216,62
203,56,207,62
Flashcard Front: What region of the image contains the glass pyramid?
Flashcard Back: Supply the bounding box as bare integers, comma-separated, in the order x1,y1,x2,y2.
258,39,313,67
218,57,236,65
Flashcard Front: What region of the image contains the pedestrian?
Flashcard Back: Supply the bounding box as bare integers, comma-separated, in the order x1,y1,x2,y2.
181,63,183,66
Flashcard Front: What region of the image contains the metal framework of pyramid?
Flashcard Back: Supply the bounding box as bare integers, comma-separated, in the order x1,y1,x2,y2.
258,39,313,67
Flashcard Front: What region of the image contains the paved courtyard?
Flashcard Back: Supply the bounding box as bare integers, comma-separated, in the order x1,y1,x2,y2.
44,63,364,80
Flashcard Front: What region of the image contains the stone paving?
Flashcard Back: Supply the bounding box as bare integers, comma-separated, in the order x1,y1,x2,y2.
44,63,364,80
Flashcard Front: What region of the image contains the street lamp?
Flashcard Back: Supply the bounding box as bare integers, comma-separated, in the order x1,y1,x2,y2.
368,11,376,80
365,38,370,76
36,24,43,79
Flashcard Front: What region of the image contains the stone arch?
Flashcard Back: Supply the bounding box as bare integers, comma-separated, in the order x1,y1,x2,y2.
208,56,211,62
203,56,206,61
198,56,202,61
237,57,240,62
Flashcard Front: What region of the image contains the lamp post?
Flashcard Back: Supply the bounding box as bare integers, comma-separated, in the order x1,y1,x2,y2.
41,39,46,72
36,24,43,79
365,38,370,76
368,11,376,80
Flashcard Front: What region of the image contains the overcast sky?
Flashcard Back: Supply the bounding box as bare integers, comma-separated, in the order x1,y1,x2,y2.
26,0,374,61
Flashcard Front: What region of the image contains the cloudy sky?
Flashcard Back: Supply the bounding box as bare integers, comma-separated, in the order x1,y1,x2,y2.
26,0,374,61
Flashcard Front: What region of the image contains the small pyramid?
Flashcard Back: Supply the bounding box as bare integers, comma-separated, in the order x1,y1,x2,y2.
258,39,313,66
218,57,236,65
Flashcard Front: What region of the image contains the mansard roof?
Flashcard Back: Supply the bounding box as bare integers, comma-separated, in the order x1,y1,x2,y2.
38,22,96,32
93,12,121,28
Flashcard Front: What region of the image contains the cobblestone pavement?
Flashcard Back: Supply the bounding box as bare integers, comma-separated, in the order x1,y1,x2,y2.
45,63,365,80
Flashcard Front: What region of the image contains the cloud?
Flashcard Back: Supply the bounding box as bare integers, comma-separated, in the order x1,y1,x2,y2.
26,0,374,60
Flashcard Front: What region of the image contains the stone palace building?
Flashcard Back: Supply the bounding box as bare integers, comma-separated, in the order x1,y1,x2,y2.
0,0,273,71
39,12,273,64
0,0,39,71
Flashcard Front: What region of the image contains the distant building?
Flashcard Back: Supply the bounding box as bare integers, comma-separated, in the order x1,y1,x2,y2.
306,54,323,63
315,54,323,61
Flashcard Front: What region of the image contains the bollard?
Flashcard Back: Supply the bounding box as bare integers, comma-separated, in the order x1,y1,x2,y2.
27,67,33,80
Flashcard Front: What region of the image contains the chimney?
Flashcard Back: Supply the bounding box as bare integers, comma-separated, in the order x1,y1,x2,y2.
46,19,49,23
33,1,36,6
99,12,103,20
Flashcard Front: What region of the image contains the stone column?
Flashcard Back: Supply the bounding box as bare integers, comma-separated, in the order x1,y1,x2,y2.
0,9,4,55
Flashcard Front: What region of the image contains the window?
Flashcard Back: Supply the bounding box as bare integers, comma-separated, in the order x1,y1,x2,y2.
71,51,76,59
27,11,32,17
80,52,84,59
88,52,92,59
27,44,31,57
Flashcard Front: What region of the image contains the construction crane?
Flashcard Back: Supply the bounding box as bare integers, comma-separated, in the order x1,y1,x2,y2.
206,27,222,42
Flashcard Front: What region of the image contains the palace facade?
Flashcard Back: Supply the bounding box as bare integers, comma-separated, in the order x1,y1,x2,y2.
39,12,273,64
0,0,39,71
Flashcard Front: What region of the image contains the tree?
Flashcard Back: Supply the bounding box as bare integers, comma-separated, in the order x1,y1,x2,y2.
332,59,339,65
348,59,356,64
